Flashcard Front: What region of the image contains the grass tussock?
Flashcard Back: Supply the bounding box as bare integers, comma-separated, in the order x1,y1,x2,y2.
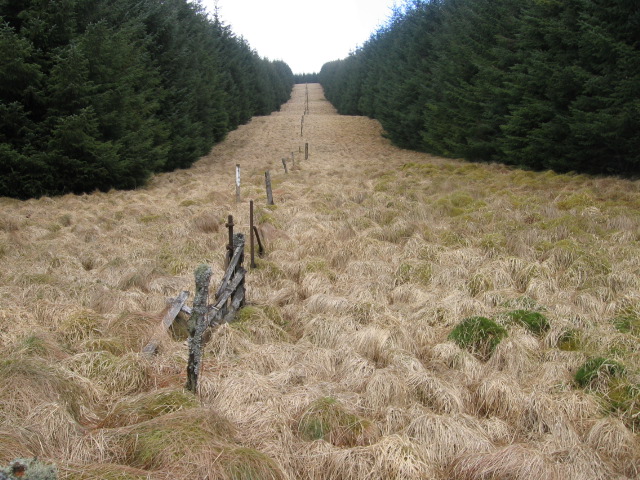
449,443,554,479
1,84,639,478
296,396,378,446
98,388,198,428
448,316,508,361
0,356,98,421
59,463,152,480
107,408,235,470
64,351,150,396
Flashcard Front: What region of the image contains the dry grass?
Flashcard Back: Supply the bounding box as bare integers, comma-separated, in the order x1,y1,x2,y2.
1,84,638,477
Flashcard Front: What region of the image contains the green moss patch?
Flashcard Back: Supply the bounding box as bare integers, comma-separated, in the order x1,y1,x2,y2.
557,329,582,351
606,380,640,430
505,310,550,336
613,315,640,336
574,357,626,389
448,316,508,360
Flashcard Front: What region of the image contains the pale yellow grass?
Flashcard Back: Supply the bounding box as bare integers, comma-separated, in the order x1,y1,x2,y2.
0,84,638,478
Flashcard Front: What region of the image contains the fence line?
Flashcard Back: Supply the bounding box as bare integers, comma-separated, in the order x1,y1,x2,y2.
146,83,311,387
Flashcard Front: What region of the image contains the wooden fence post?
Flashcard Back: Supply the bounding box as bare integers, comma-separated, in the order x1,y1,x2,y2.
235,164,241,203
225,215,234,268
282,158,288,174
250,200,256,269
305,143,309,160
265,171,274,206
185,264,212,393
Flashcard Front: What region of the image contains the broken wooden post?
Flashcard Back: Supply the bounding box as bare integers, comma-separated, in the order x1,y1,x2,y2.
305,143,309,160
265,171,274,206
250,200,256,269
142,290,190,355
185,264,212,393
225,215,234,268
235,164,241,203
282,158,288,174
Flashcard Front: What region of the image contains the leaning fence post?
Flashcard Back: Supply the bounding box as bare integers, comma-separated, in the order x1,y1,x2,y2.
235,164,241,203
265,171,274,206
250,200,256,269
225,215,234,268
185,264,212,393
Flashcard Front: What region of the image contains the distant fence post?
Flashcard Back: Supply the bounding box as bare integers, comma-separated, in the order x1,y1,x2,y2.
282,158,288,174
235,164,241,203
305,83,309,114
265,171,274,206
305,143,309,160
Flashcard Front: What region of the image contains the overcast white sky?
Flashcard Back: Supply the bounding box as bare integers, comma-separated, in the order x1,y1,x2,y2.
200,0,400,74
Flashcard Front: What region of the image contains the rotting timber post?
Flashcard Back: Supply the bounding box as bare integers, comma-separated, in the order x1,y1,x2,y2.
185,264,212,393
185,221,247,393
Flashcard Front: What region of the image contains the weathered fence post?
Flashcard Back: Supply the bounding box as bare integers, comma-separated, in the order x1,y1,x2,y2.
305,143,309,160
250,200,256,269
235,164,241,203
225,215,234,268
265,171,274,206
282,158,288,174
185,264,212,393
300,115,304,136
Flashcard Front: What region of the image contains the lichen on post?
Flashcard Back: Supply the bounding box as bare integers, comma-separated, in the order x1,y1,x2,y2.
185,264,212,393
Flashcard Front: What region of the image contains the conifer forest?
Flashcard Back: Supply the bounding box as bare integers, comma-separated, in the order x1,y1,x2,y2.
0,0,294,199
319,0,640,176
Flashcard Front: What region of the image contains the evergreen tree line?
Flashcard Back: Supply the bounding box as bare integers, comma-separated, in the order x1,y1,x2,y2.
294,72,319,84
0,0,294,199
319,0,640,176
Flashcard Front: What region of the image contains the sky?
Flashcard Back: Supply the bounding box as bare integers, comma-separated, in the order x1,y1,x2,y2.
200,0,400,74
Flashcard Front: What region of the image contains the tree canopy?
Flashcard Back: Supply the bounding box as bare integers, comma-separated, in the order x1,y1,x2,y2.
0,0,294,199
319,0,640,176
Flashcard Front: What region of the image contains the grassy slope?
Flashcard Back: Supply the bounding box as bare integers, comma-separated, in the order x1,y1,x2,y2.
0,84,638,479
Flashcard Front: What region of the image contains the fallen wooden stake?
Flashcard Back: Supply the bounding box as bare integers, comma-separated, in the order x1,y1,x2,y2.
142,291,190,355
